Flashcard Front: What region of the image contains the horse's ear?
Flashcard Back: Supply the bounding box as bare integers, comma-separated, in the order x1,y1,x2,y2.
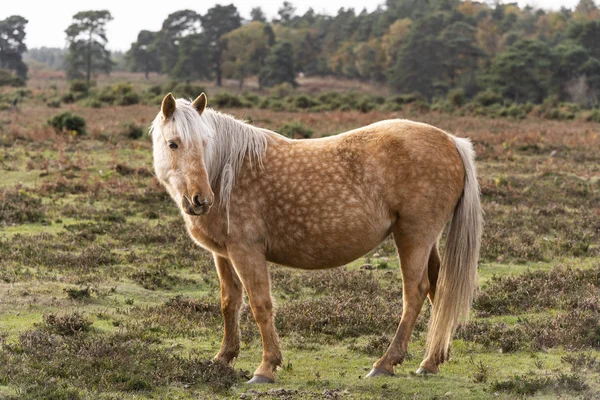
192,93,207,115
161,93,176,119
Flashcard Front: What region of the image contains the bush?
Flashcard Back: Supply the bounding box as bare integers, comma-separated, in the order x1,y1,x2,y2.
48,112,87,136
317,92,343,109
388,93,425,105
270,82,294,98
279,121,313,139
69,80,90,95
96,83,140,106
212,92,248,108
448,88,466,108
122,122,144,139
170,82,206,99
474,90,503,106
61,92,76,104
357,97,375,113
294,95,319,109
585,108,600,122
0,68,25,87
46,99,61,108
41,312,93,336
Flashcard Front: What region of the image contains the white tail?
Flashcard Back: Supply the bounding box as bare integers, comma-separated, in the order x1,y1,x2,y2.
423,136,483,369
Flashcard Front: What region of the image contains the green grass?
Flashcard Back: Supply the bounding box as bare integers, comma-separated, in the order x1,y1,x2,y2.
1,108,599,398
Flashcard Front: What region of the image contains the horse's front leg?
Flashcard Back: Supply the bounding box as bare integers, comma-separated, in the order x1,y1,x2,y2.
213,254,243,365
228,245,281,383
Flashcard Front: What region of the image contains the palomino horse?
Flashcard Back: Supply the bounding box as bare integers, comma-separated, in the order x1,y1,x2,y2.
150,93,482,383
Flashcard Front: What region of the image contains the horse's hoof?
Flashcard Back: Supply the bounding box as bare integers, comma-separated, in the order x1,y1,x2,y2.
247,375,275,384
366,367,393,378
416,367,436,375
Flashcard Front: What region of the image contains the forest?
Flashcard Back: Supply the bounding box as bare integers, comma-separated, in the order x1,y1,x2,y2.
4,0,600,107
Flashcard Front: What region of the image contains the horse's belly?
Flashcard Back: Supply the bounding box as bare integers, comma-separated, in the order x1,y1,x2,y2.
265,215,392,270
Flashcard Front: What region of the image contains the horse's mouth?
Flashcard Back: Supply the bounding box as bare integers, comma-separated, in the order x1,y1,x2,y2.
185,205,211,216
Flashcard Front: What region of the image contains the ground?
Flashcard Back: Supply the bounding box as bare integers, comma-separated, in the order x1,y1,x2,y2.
0,71,599,399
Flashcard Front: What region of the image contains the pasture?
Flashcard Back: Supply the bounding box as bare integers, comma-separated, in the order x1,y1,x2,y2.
0,70,599,399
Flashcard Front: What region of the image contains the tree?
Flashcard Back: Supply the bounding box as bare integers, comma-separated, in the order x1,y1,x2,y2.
221,22,271,88
200,5,242,86
170,33,214,80
487,40,557,103
440,21,481,88
126,30,160,79
65,10,113,82
259,41,297,87
278,2,297,25
568,20,600,61
0,15,29,80
388,13,446,99
574,0,599,20
250,7,267,22
155,10,201,75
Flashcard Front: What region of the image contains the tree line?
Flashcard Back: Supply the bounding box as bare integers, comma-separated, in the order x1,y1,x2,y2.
7,0,600,105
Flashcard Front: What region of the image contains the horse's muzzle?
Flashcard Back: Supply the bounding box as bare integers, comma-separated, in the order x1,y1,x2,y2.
182,195,212,216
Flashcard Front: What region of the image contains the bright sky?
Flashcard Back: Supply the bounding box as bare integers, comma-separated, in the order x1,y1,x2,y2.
1,0,583,51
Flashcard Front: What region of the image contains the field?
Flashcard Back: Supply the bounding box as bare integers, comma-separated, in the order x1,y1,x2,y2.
0,70,599,399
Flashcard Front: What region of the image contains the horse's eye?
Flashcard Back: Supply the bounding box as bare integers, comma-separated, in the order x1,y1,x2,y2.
168,141,178,149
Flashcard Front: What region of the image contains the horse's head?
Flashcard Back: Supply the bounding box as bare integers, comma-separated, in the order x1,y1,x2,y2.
151,93,214,216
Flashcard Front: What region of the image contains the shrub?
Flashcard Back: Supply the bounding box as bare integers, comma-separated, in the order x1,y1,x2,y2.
41,312,93,336
212,92,248,108
61,91,76,104
46,99,61,108
317,92,342,109
358,97,375,113
584,108,600,122
270,82,294,98
0,68,25,87
48,112,87,136
69,80,90,95
97,83,140,106
147,84,163,96
0,189,46,225
448,88,466,108
278,121,313,139
122,122,144,139
170,82,206,99
294,95,319,109
474,89,503,106
64,286,92,300
388,93,425,105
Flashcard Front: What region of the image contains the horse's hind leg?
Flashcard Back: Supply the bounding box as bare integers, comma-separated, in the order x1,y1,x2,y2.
213,255,243,365
427,243,441,303
367,232,435,377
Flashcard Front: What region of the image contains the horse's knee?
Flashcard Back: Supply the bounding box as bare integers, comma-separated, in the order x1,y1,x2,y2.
221,294,242,314
250,298,274,324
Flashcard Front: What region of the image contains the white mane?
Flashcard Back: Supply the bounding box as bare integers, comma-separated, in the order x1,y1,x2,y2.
150,99,270,227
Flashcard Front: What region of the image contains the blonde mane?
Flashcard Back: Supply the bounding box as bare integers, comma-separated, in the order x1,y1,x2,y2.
150,99,270,227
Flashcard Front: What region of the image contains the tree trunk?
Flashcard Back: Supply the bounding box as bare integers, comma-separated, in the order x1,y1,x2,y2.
86,38,92,84
216,47,223,87
216,63,222,87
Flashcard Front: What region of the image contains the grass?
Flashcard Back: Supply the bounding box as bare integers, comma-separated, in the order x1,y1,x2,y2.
0,70,599,399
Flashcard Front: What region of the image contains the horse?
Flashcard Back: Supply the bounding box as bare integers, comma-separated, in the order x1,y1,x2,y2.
150,92,483,384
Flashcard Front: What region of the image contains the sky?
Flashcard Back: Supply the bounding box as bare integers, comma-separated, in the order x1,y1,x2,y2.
1,0,583,51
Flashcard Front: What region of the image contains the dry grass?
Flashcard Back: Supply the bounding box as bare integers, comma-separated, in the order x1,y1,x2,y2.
1,72,599,399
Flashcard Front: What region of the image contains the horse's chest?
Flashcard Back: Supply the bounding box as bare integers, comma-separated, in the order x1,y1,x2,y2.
185,218,227,256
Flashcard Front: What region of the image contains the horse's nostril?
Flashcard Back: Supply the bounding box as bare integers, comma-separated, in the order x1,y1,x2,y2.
192,195,202,207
